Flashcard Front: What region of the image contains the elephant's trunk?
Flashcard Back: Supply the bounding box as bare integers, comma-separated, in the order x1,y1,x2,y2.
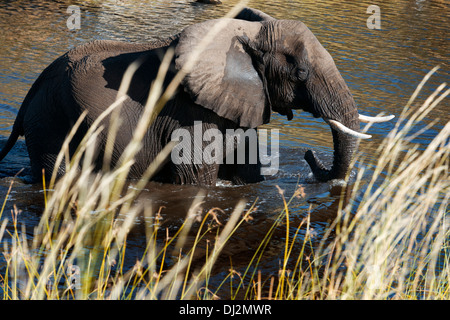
304,111,395,181
303,67,362,182
305,125,358,181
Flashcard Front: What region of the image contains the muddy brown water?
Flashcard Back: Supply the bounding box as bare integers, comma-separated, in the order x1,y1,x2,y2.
0,0,448,298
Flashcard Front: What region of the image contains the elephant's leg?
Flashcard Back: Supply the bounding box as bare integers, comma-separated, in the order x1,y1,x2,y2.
149,149,220,185
218,161,263,185
22,98,86,181
170,162,220,185
24,123,68,181
218,134,264,184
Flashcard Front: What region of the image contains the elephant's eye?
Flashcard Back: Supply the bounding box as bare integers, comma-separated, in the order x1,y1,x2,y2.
296,68,308,81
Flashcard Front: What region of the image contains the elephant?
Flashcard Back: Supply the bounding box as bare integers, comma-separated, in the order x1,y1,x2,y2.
0,7,393,185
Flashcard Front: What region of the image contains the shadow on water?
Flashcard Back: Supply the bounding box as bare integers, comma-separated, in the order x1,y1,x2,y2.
0,0,448,298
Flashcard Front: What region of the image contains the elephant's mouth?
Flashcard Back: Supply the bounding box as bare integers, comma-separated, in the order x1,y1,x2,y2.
304,114,395,182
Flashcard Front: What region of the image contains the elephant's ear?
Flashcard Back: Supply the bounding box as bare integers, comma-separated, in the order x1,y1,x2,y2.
175,19,270,128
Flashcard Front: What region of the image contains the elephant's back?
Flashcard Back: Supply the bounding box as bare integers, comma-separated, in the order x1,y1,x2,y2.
66,37,178,62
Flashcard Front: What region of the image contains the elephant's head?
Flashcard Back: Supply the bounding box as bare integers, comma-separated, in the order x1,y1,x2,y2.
175,18,393,181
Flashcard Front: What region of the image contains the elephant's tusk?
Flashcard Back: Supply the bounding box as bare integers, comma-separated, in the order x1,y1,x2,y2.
328,120,372,139
359,114,395,123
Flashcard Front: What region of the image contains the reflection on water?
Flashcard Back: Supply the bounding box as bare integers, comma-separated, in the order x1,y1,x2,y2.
0,0,448,297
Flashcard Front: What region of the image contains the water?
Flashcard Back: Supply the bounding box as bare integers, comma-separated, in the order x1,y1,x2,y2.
0,0,448,298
